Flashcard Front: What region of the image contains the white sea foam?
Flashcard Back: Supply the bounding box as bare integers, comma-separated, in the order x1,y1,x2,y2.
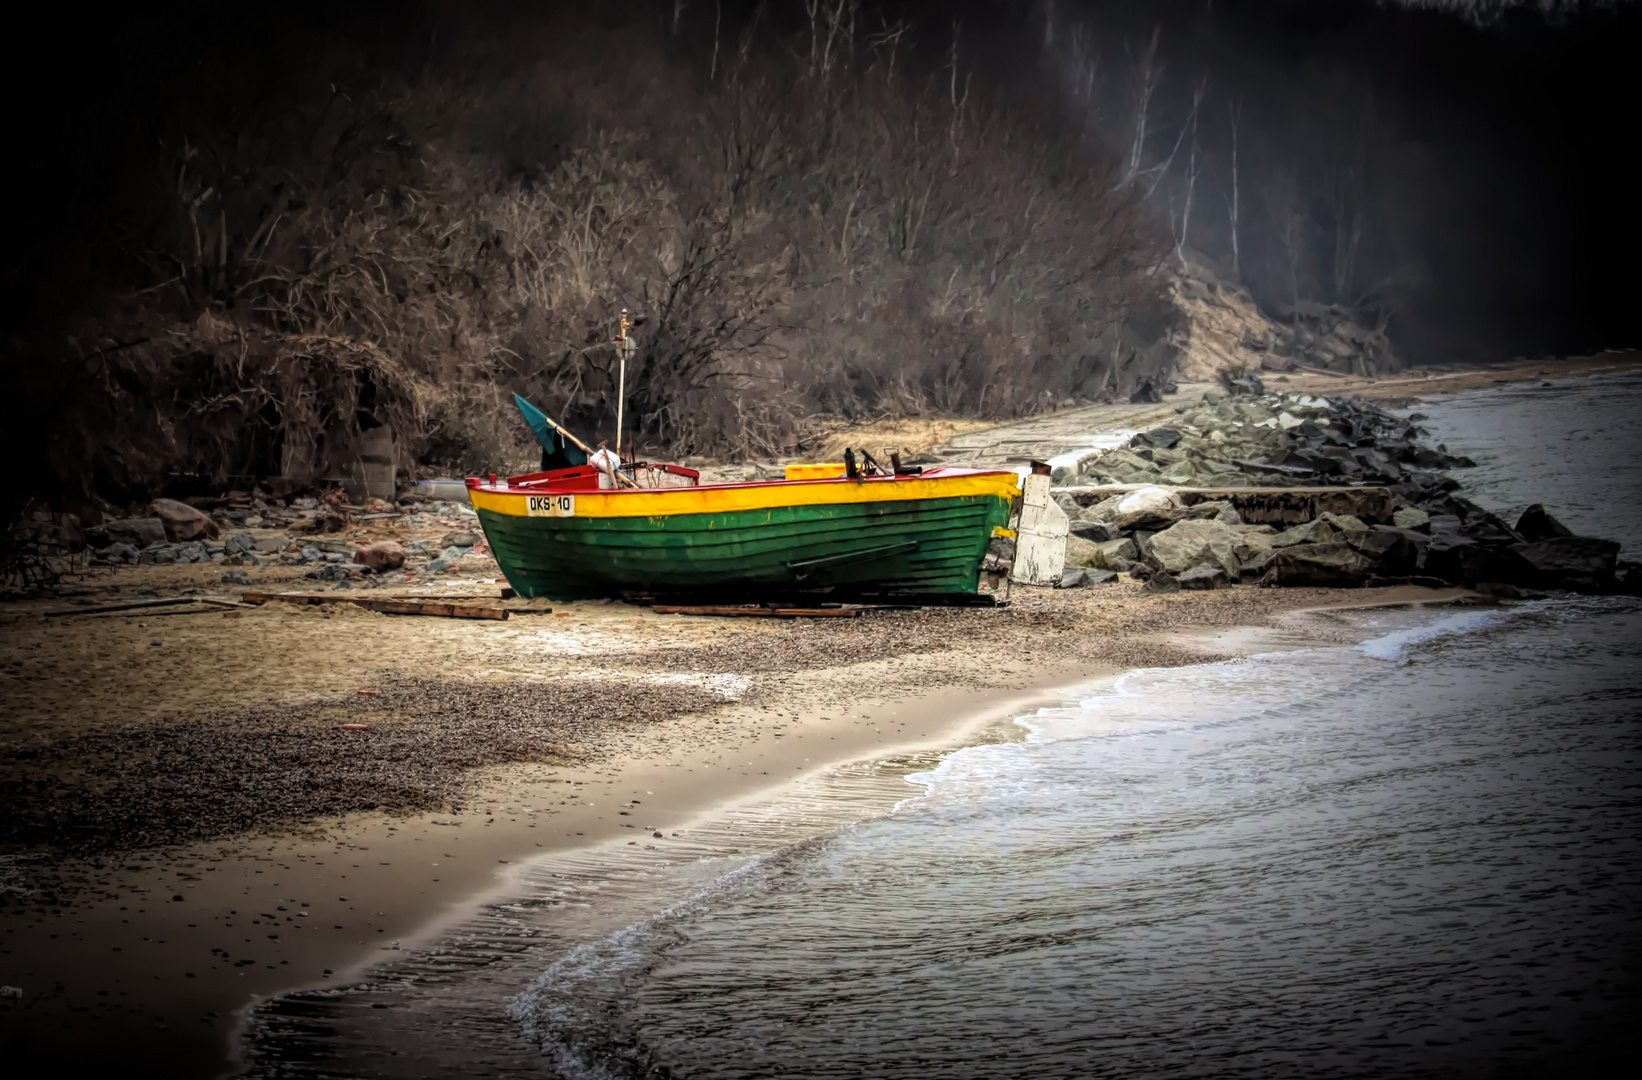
1357,607,1506,663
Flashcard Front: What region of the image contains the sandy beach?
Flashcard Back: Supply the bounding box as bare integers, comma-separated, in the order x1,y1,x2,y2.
2,355,1628,1076
1,577,1476,1076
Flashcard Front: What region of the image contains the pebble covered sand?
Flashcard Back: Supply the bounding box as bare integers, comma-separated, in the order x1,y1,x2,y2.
1,582,1456,873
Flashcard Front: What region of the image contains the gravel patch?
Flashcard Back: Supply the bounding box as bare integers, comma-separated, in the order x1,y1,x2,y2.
0,676,727,856
0,583,1443,861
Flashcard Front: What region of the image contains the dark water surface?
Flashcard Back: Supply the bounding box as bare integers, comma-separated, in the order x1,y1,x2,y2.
1396,369,1642,551
507,601,1641,1079
245,379,1642,1078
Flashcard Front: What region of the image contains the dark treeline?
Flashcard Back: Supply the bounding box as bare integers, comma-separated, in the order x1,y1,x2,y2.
2,0,1634,530
1038,0,1641,362
1,0,1166,522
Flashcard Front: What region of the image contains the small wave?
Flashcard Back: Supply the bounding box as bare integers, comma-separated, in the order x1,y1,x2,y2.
507,851,798,1080
1358,607,1507,662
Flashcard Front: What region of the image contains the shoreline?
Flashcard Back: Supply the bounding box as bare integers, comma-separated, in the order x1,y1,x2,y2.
8,354,1627,1076
1275,348,1642,403
0,583,1475,1077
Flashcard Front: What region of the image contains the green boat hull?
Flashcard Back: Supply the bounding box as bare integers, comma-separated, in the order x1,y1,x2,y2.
475,493,1010,601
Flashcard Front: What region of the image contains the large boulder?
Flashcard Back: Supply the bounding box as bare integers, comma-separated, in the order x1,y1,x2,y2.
1270,512,1368,549
1514,504,1574,543
1509,536,1622,591
1351,526,1426,576
1319,512,1370,533
1093,537,1140,568
1112,485,1189,530
1257,542,1378,586
94,542,140,565
1153,461,1195,485
95,517,167,548
1178,564,1230,590
1058,568,1090,589
1143,519,1246,578
1459,513,1524,545
150,498,220,542
1115,486,1183,516
1076,494,1129,524
355,540,407,573
1392,507,1431,531
1616,561,1642,596
1185,500,1233,520
1231,526,1276,562
1069,520,1122,542
1129,378,1163,404
1063,535,1106,569
1143,570,1181,593
1092,449,1156,477
1133,428,1183,449
1118,505,1189,531
1421,532,1477,585
1067,536,1140,571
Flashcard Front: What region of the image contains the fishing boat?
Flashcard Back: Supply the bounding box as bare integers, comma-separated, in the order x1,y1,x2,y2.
466,394,1021,601
467,462,1022,602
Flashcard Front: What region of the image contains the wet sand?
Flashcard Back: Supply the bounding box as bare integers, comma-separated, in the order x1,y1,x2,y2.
1,662,1098,1076
0,579,1476,1077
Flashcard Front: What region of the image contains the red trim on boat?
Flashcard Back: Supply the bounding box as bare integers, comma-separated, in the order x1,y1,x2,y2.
464,466,1017,495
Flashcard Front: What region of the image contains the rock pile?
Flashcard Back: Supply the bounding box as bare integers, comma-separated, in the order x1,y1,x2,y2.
1045,380,1635,595
1069,375,1475,494
51,494,496,583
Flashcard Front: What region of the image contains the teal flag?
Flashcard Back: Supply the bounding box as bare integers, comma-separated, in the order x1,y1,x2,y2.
513,394,587,469
513,393,555,450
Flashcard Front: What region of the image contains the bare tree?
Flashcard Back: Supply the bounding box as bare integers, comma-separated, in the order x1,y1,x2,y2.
1174,76,1206,264
1122,26,1162,190
1329,164,1364,305
804,0,858,80
947,23,971,157
1224,98,1241,279
709,0,721,81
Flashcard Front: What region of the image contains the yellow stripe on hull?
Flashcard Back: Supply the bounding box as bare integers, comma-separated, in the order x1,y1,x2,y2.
468,471,1022,520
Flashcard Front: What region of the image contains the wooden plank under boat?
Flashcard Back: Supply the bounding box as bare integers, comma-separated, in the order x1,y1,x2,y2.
466,467,1021,601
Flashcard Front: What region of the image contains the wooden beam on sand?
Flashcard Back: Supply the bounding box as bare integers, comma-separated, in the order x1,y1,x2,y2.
243,591,509,620
652,605,862,618
45,595,253,617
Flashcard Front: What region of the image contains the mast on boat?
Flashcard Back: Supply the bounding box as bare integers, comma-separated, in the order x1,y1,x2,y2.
614,308,645,463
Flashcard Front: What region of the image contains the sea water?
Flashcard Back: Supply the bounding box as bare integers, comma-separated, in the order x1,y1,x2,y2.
1394,368,1642,551
244,375,1641,1078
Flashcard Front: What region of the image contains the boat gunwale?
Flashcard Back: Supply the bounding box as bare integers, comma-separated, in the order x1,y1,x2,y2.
464,465,1021,498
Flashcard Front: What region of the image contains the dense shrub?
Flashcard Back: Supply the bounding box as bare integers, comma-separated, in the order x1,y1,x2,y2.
2,5,1168,524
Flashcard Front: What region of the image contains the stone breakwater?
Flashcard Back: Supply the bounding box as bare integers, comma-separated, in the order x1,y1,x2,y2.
1020,377,1638,596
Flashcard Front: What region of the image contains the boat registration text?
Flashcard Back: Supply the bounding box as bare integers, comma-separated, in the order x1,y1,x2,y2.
526,494,576,517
